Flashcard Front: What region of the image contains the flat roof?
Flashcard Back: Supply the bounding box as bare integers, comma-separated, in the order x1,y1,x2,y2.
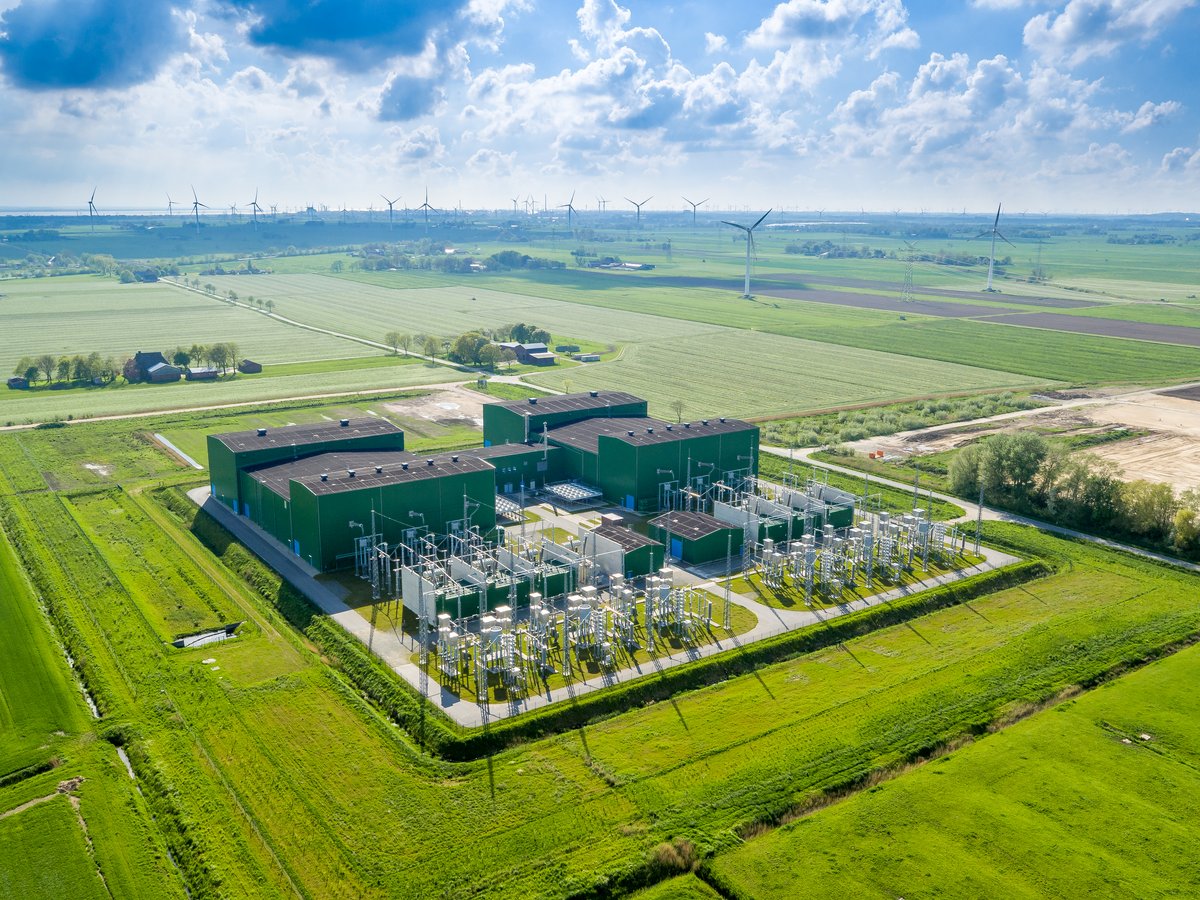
591,523,661,552
212,418,402,453
489,390,644,417
545,416,756,453
649,510,738,540
248,449,493,498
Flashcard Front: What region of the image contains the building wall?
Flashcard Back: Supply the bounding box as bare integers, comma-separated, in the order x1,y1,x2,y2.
488,446,562,493
651,522,743,565
293,468,499,571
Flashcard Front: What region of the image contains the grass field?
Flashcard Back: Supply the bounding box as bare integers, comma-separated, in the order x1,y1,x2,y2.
0,275,365,374
709,637,1200,899
5,407,1200,899
0,795,109,900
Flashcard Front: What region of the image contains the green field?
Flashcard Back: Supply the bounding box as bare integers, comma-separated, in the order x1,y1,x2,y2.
0,275,366,374
4,403,1200,898
0,796,109,900
710,636,1200,898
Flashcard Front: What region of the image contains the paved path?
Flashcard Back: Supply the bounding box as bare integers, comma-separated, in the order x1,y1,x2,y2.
189,486,1019,727
767,445,1200,574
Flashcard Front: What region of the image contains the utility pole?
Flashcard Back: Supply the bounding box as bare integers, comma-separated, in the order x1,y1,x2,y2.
975,482,984,557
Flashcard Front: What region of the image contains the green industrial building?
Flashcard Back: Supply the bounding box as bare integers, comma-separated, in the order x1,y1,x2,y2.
483,391,760,513
207,420,549,571
649,511,744,566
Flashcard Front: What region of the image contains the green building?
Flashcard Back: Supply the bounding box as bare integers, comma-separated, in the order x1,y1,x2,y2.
580,523,665,579
483,390,647,445
649,511,744,566
208,419,405,516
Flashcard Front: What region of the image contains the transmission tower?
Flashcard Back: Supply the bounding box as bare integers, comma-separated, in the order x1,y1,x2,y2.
901,240,917,303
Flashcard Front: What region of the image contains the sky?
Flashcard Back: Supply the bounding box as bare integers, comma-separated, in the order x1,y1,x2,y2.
1,0,1198,214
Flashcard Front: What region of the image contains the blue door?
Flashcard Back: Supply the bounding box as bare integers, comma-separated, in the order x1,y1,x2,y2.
292,540,300,556
625,494,635,510
671,538,683,559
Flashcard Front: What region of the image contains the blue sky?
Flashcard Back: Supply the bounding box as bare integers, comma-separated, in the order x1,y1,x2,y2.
1,0,1197,213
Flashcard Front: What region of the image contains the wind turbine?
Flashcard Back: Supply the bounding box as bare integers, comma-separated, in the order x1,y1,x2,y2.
417,188,437,230
598,196,609,212
683,196,708,225
87,187,98,232
189,185,208,235
166,193,177,216
721,209,772,298
381,194,399,229
511,195,520,214
558,191,579,231
976,203,1014,292
248,188,263,231
626,195,652,228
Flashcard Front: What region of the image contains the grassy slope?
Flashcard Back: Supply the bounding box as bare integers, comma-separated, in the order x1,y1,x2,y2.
0,523,88,774
710,638,1200,899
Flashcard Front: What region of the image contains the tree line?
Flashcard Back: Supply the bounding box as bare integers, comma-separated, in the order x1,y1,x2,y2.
949,432,1200,557
381,322,553,369
13,341,241,387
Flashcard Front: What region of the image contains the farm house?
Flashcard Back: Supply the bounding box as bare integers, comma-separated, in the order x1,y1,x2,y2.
483,391,760,512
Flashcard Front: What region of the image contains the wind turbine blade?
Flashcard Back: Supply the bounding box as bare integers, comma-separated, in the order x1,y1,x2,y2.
641,196,652,205
994,203,1001,229
999,232,1015,248
973,230,990,240
699,198,708,205
90,187,97,202
683,196,692,207
720,221,748,231
751,209,772,230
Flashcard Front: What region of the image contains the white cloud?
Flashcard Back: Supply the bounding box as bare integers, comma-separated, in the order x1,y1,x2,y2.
704,32,728,53
1120,99,1180,132
746,0,918,57
1024,0,1196,65
1160,144,1200,171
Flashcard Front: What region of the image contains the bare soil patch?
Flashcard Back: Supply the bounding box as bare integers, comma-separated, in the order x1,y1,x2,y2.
381,384,485,427
982,312,1200,347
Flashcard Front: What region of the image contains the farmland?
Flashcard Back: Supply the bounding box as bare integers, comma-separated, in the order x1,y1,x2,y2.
709,635,1200,899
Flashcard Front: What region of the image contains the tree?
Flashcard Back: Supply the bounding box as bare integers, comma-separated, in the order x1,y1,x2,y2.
226,342,239,372
948,443,985,495
13,357,33,378
70,355,88,382
227,290,238,302
122,357,140,383
23,365,39,384
477,344,501,371
450,332,489,365
172,347,191,366
209,343,231,373
265,299,275,314
398,333,412,356
100,357,117,384
669,399,685,423
330,260,344,273
36,354,56,384
385,331,402,355
499,347,517,369
1173,490,1200,555
980,432,1048,507
422,336,439,360
1122,480,1177,539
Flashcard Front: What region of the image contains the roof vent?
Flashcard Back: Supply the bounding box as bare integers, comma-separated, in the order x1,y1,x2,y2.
627,430,635,437
347,469,356,478
589,390,598,397
401,462,409,470
665,424,673,431
375,465,383,474
527,397,538,405
719,417,726,423
426,458,435,466
684,423,691,429
339,418,350,427
320,473,328,482
702,419,709,426
646,427,654,434
257,427,267,437
451,455,459,462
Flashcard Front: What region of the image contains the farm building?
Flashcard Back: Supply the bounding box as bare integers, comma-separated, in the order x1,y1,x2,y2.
186,366,219,381
147,362,182,383
496,342,557,366
649,511,744,565
238,359,263,374
483,392,759,513
7,376,28,390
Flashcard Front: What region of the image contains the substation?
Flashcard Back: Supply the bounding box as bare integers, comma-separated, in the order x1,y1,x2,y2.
207,392,975,703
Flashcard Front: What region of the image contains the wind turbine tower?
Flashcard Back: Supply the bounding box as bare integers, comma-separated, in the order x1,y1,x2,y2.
721,210,772,298
381,194,399,229
87,188,98,232
977,203,1014,292
626,196,652,228
248,188,263,231
558,191,579,231
417,188,437,231
683,196,708,225
189,186,208,236
166,193,177,216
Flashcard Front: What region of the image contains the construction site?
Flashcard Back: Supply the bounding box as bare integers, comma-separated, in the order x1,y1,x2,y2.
205,391,986,714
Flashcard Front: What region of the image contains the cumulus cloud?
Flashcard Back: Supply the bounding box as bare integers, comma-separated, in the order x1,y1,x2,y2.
378,73,443,120
746,0,918,56
1120,99,1180,132
1160,144,1200,171
704,32,728,53
1023,0,1196,65
223,0,468,70
0,0,185,90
